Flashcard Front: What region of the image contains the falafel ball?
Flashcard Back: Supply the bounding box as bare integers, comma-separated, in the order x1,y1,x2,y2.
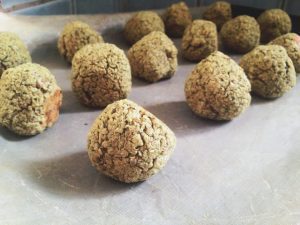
0,32,31,77
257,9,292,43
128,31,178,82
185,51,251,120
220,15,260,53
182,19,218,62
124,11,165,45
269,33,300,73
163,1,192,38
240,45,296,98
72,43,131,107
203,1,232,30
57,21,104,63
87,99,176,183
0,63,62,136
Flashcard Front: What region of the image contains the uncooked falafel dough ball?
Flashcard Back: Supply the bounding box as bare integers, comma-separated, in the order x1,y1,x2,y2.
128,31,178,82
57,21,104,63
269,33,300,73
257,9,292,43
185,51,251,120
72,43,131,107
163,1,192,38
182,20,218,62
220,15,260,53
0,63,62,136
203,1,232,30
124,11,165,45
0,32,31,77
87,99,176,183
240,45,296,98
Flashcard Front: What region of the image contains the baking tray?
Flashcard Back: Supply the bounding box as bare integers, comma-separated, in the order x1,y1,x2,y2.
0,10,300,225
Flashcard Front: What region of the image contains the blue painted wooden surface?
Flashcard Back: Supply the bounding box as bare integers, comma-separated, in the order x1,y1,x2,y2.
75,0,117,14
8,0,199,14
12,0,72,15
284,0,300,15
123,0,197,12
3,0,299,15
202,0,282,9
2,0,35,9
75,0,198,14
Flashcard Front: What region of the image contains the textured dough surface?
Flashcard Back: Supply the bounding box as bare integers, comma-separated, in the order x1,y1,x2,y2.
163,1,192,38
220,15,260,53
203,1,232,30
269,33,300,73
57,21,104,63
87,99,176,183
185,51,251,120
0,32,31,76
240,45,296,98
128,31,178,82
257,9,292,43
182,19,218,62
124,11,165,45
72,43,131,107
0,63,62,136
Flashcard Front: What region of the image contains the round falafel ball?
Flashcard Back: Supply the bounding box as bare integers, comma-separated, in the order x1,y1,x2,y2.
269,33,300,73
240,45,296,98
72,43,131,107
220,15,260,53
182,20,218,62
163,1,192,38
185,51,251,120
0,63,62,136
87,99,176,183
0,32,31,77
257,9,292,43
128,31,178,82
124,11,165,45
57,21,104,63
202,1,232,30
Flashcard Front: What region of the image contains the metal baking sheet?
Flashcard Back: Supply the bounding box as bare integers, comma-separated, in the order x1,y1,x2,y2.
0,10,300,225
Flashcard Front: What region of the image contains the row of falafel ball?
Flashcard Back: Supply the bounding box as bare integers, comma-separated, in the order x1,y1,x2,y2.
0,1,298,183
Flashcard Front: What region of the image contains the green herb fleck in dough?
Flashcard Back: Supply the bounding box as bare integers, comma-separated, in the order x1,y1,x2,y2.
203,1,232,30
257,9,291,43
185,51,251,120
269,33,300,73
0,63,62,136
87,99,176,183
57,21,104,63
128,31,178,83
72,43,131,107
124,11,165,45
220,15,260,54
0,32,31,77
182,19,218,62
163,2,192,38
240,45,296,98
